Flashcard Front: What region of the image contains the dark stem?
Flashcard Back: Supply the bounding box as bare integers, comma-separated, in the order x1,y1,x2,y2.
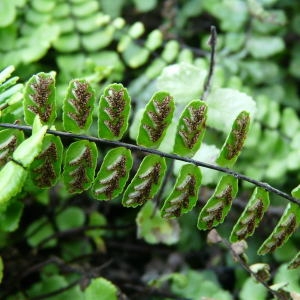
0,123,299,206
201,25,217,101
219,234,285,300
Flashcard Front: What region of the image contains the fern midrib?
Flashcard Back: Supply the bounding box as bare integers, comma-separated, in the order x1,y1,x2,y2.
0,122,299,206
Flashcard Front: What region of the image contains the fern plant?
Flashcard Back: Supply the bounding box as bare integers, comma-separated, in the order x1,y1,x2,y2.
0,65,299,274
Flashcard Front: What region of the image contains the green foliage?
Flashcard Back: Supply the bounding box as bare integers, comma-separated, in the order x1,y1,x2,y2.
0,0,300,298
136,201,180,245
84,277,118,300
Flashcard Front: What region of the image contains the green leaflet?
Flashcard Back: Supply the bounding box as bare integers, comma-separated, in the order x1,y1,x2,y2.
122,154,166,208
137,91,175,148
137,201,180,245
23,72,56,126
288,251,300,269
197,175,238,230
98,83,131,140
63,140,98,194
258,203,300,255
13,117,48,167
30,135,63,188
92,147,132,200
63,79,95,133
161,164,202,218
0,200,24,232
216,111,250,167
84,277,118,300
173,100,207,157
0,129,24,169
230,188,270,242
0,161,27,212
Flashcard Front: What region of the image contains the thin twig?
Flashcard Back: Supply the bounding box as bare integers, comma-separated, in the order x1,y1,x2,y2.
201,25,217,101
0,123,299,206
36,224,134,250
219,235,285,300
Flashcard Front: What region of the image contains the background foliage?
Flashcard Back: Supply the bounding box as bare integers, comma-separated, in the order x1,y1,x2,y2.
0,0,300,299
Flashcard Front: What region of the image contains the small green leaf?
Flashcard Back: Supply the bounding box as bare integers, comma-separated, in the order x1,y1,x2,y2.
0,0,17,27
136,201,180,245
56,207,85,231
122,154,166,207
206,88,256,133
23,72,56,126
273,264,300,293
288,252,300,270
161,164,201,218
0,161,27,212
0,200,24,232
0,129,24,169
197,175,238,230
230,188,269,242
0,256,3,284
98,83,131,140
30,135,63,188
137,91,174,148
258,203,300,255
63,140,98,194
63,79,95,133
157,62,207,103
247,36,285,58
92,147,133,200
84,277,118,300
216,111,250,167
26,217,56,248
13,117,48,167
239,277,267,300
173,100,207,157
